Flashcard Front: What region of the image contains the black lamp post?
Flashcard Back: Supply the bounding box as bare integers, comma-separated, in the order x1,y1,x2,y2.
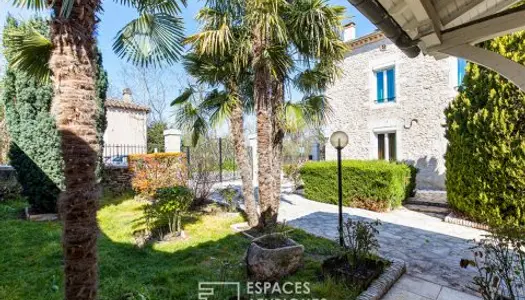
330,131,349,247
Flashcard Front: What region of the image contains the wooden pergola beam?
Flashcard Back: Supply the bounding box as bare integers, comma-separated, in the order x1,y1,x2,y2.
441,44,525,91
427,5,525,53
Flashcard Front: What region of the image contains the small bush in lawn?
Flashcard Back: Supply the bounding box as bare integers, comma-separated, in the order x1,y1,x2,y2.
300,160,416,211
283,163,303,191
219,187,238,212
129,153,188,198
145,186,194,238
342,219,381,269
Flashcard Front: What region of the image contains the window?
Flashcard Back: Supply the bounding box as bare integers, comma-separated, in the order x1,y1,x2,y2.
377,132,396,161
457,58,467,87
375,67,395,103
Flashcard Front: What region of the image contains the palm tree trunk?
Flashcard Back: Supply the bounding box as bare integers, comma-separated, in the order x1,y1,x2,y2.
271,80,285,214
228,83,259,227
50,2,100,299
253,32,277,228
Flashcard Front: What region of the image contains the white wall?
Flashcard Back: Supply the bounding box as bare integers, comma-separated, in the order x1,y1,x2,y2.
103,108,148,153
325,38,459,190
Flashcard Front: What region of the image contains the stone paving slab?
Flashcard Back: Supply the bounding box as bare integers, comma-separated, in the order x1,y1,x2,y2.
277,192,485,296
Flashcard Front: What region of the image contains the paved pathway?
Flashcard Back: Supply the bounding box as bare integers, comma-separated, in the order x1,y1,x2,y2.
215,182,485,299
277,189,484,299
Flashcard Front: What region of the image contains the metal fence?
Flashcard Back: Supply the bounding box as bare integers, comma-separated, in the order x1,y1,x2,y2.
103,144,147,166
182,137,253,183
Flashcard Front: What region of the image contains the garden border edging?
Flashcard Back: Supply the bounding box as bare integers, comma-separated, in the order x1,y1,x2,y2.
357,259,406,300
444,212,489,231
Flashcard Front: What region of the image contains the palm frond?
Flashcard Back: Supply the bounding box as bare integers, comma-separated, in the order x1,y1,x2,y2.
115,0,187,14
287,0,346,60
186,8,233,57
171,87,194,106
9,0,49,10
201,89,236,127
297,94,333,127
113,13,184,67
284,101,307,133
3,26,52,82
257,45,293,80
175,101,208,147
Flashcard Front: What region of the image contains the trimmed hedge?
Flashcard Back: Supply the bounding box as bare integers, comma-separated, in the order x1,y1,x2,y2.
129,152,188,198
300,160,416,212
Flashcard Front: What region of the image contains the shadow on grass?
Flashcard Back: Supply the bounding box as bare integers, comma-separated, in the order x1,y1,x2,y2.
0,198,352,300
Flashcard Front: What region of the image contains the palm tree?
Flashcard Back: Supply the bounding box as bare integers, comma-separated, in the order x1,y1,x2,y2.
189,0,345,228
5,1,186,299
177,4,260,226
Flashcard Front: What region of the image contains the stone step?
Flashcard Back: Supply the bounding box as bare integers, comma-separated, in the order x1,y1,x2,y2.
405,199,449,208
404,204,450,215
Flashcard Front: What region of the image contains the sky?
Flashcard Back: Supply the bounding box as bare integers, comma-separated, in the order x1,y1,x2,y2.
0,1,376,125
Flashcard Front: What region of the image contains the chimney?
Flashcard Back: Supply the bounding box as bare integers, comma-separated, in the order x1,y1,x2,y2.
343,22,356,42
122,88,133,102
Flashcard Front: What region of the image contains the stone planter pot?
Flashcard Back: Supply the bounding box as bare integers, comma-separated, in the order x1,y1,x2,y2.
246,233,304,281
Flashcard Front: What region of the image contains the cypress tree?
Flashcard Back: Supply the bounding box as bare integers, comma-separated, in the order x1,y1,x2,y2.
445,31,525,225
1,16,108,212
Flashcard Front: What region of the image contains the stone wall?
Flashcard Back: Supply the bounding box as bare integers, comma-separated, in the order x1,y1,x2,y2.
325,38,460,190
0,166,21,200
102,166,132,195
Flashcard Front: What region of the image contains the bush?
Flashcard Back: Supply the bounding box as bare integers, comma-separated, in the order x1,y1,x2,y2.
460,224,525,299
283,163,303,191
219,186,238,212
300,160,416,211
0,167,21,201
1,16,108,213
128,152,188,198
445,31,525,225
145,186,194,236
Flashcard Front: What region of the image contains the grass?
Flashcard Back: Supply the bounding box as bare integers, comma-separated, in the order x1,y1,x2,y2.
1,194,361,300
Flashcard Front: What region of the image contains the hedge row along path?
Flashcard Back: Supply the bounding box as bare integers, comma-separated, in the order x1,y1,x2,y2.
215,181,484,299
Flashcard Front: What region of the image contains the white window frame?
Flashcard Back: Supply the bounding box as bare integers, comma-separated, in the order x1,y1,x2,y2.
369,56,399,108
371,127,399,161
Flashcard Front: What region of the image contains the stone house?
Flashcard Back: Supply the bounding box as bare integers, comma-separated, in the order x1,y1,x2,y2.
103,88,150,158
324,23,467,190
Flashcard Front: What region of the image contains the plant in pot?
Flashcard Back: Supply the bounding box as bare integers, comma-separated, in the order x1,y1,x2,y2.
322,218,387,290
246,223,305,281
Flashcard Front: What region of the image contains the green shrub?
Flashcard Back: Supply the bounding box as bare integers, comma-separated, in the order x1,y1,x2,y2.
219,186,237,212
1,16,108,213
300,160,416,211
445,31,525,226
145,186,194,236
283,163,302,191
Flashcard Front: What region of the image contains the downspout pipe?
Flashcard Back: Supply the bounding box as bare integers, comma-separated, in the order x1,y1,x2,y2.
348,0,421,58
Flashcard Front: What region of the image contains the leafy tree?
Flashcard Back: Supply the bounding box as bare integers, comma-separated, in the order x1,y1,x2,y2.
4,1,186,299
445,31,525,225
147,121,167,153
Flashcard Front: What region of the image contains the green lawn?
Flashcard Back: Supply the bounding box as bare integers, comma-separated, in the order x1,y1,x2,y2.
0,194,360,300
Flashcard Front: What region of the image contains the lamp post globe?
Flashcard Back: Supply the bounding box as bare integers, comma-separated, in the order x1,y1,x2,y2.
330,131,348,247
330,131,349,150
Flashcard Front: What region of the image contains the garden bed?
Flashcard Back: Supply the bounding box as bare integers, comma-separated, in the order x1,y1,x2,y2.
232,222,404,299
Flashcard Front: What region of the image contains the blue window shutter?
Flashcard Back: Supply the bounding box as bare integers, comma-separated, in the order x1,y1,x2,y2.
376,71,384,102
387,68,395,101
458,58,467,86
